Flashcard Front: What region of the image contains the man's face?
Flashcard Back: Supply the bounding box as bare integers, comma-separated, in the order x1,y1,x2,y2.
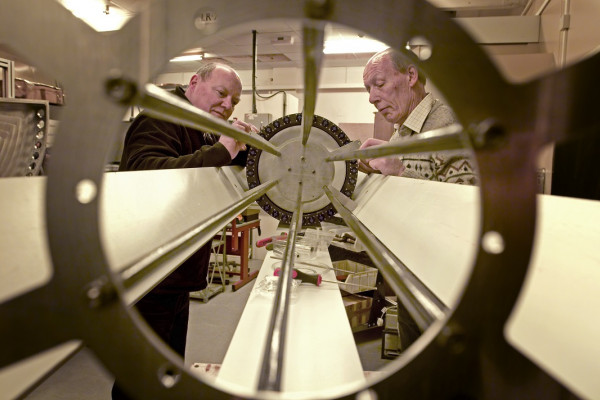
363,55,412,124
186,66,242,120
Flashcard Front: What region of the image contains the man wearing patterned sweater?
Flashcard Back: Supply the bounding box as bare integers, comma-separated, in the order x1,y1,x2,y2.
360,48,477,185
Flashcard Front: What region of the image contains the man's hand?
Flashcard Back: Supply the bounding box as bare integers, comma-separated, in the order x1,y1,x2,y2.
359,138,405,176
219,118,259,159
358,160,380,174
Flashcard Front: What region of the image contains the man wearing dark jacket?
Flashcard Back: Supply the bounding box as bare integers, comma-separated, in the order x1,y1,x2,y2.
113,62,256,399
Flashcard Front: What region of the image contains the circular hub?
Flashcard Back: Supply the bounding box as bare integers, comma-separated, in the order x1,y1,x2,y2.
246,113,358,226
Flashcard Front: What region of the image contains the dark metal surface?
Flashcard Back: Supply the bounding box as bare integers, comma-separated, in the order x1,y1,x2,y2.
1,0,598,399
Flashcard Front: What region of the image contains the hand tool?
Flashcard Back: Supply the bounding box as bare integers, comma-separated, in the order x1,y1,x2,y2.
274,267,322,286
256,233,288,247
273,268,376,290
333,232,356,244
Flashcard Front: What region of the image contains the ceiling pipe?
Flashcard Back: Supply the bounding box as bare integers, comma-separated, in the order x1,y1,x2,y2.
558,0,570,67
252,29,258,114
520,0,534,15
535,0,552,15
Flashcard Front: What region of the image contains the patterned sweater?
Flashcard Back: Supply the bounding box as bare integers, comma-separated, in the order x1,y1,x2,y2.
391,94,478,185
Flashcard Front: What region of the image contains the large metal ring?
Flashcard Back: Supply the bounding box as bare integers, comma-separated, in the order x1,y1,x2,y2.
2,0,599,399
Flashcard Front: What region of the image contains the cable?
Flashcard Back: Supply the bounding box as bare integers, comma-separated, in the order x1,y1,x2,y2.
252,30,258,114
254,89,288,117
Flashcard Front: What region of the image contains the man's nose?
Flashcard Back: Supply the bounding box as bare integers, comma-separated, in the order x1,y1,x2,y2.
368,90,378,105
222,96,234,110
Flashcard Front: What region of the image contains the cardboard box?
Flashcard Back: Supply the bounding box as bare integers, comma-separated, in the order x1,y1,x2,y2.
15,78,65,105
333,260,378,294
342,293,373,329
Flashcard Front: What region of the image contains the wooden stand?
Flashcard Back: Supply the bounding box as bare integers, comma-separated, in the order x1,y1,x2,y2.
224,219,261,291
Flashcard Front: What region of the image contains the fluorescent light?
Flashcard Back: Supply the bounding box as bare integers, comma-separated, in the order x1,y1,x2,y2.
57,0,132,32
323,38,388,54
169,54,204,63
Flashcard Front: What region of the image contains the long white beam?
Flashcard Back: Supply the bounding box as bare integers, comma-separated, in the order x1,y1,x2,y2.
353,175,600,400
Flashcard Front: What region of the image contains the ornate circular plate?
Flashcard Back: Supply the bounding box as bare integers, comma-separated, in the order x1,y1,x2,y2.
246,113,358,226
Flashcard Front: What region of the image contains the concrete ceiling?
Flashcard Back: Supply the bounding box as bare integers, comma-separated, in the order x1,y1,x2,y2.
164,20,380,74
106,0,383,72
108,0,528,74
3,0,530,83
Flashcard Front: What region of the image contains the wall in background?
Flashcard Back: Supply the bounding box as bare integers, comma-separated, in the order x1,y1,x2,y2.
153,4,600,195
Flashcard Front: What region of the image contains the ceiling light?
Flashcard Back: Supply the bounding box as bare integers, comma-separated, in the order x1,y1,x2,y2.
57,0,132,32
169,54,204,63
323,38,388,54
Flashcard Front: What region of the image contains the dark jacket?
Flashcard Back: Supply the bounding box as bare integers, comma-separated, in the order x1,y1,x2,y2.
119,86,245,293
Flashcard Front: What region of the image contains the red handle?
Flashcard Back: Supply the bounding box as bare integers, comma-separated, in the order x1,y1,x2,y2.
273,268,321,286
256,233,288,247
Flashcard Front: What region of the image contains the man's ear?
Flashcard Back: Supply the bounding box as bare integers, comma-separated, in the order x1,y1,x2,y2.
407,65,419,87
188,74,198,87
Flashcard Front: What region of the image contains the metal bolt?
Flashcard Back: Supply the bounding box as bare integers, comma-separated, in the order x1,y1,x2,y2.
105,73,137,104
469,119,507,149
438,323,468,355
84,277,115,308
86,286,101,301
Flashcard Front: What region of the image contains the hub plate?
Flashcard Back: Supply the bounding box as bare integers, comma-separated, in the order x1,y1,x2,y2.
246,113,358,226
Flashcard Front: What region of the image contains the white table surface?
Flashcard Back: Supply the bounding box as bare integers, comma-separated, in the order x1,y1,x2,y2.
216,251,366,398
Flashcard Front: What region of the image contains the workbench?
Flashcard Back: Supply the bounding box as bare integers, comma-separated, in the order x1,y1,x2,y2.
216,251,366,397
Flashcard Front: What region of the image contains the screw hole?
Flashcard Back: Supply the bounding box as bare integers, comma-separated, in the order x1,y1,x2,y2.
75,179,97,204
157,364,181,389
482,231,505,254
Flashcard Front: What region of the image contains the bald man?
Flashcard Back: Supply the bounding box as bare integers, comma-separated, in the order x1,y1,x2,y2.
114,62,256,399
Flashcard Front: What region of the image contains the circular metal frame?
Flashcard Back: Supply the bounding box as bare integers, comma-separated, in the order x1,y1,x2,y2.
2,0,599,399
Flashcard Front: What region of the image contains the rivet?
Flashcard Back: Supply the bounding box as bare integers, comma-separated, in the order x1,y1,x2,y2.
84,277,115,308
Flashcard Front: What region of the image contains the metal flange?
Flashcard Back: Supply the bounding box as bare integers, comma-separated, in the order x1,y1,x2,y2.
246,113,358,226
1,0,599,399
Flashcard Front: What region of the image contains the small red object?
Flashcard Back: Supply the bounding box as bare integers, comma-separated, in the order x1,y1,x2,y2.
274,267,321,286
256,233,288,247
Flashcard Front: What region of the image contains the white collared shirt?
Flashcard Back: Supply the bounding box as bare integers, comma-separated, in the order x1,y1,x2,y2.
392,93,433,139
